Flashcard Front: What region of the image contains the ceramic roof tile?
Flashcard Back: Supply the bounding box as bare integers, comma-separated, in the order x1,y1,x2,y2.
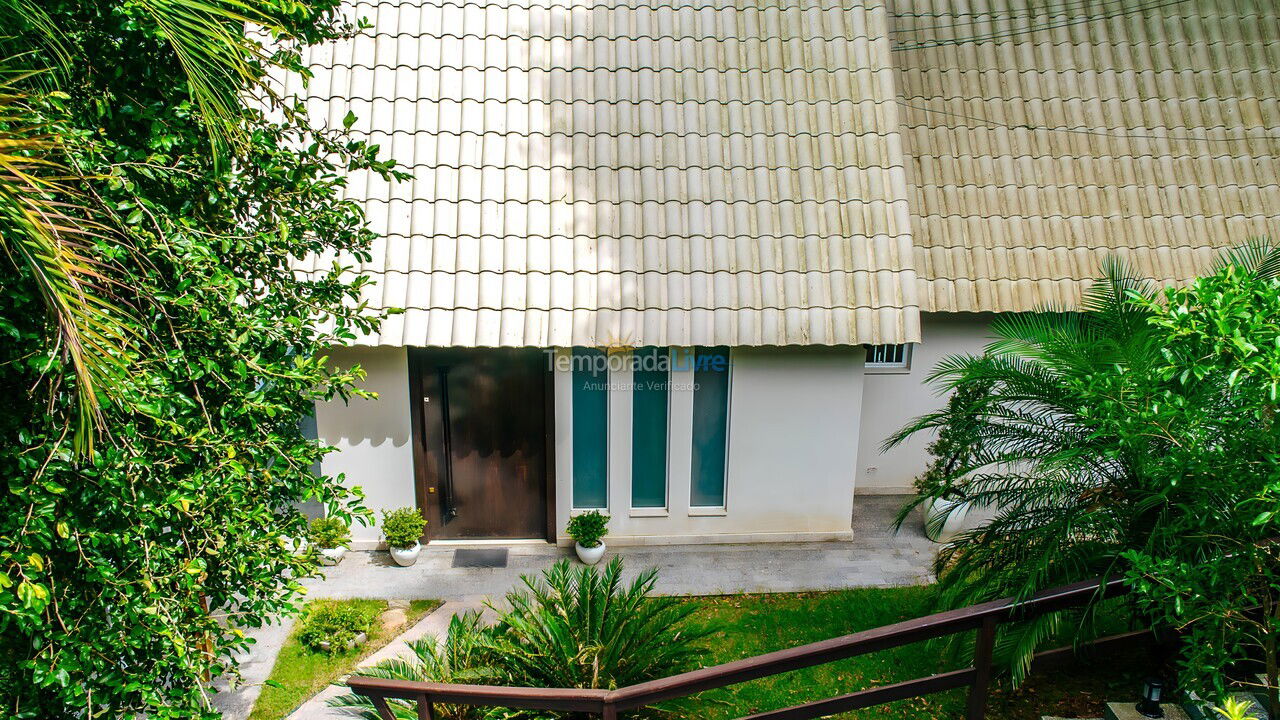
891,0,1280,312
297,0,920,346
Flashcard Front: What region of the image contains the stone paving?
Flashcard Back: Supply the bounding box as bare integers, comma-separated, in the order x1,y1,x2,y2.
299,496,937,600
212,495,946,719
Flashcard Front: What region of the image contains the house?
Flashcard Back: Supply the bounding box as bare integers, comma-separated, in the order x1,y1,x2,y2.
290,0,1280,547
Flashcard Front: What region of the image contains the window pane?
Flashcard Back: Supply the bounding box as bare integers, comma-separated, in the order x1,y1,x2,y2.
631,348,669,508
691,346,730,507
572,348,608,508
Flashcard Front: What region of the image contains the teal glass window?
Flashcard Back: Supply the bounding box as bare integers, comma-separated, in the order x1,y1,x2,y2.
631,348,669,508
572,348,609,508
690,346,730,507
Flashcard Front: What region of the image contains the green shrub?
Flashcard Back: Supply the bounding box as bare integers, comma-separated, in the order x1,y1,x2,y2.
487,558,711,691
310,517,351,549
381,507,427,549
297,601,376,655
566,510,609,548
331,559,710,716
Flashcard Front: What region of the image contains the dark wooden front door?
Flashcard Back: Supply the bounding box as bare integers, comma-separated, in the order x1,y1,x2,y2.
409,349,552,540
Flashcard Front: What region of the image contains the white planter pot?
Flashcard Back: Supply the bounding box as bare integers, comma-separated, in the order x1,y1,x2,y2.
318,546,346,566
575,542,606,565
922,498,970,543
389,542,421,567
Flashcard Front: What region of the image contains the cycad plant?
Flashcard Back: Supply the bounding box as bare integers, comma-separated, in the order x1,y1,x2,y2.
486,558,711,695
332,559,712,719
885,257,1175,679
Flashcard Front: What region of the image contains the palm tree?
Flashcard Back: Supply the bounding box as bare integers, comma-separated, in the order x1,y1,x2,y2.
885,257,1176,678
0,0,286,455
888,243,1280,679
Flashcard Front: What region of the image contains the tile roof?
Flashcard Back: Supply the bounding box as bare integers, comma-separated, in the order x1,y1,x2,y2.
289,0,922,347
891,0,1280,312
295,0,1280,345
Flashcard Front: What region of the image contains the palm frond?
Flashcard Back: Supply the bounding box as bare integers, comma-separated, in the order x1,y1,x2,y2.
1215,238,1280,281
131,0,286,165
0,73,135,456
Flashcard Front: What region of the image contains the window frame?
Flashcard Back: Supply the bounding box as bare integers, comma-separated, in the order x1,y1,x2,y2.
571,347,610,510
630,347,672,513
689,346,732,510
865,343,914,374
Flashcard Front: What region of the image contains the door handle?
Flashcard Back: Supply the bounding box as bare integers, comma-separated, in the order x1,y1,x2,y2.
428,487,436,494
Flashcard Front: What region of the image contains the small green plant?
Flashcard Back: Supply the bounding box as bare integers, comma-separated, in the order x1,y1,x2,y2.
566,510,609,548
296,601,376,655
381,507,427,549
1215,697,1261,720
309,517,351,550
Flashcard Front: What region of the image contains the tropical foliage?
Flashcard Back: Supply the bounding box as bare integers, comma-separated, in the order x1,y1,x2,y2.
333,559,712,719
0,0,397,716
886,257,1167,678
887,242,1280,697
1121,246,1280,715
893,374,992,537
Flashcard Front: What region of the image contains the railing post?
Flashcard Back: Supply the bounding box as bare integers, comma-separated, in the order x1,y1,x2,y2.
371,696,398,720
602,700,618,720
417,692,435,720
966,616,998,720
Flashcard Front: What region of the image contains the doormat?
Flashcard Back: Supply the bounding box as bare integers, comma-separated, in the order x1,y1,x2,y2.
452,548,509,568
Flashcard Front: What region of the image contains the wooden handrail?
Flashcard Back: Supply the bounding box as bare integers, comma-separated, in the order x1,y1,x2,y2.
347,574,1138,720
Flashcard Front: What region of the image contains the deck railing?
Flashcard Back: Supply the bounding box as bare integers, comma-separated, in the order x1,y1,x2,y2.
348,575,1148,720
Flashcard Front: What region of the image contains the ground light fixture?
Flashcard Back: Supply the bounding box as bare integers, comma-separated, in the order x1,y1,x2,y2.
1136,677,1165,719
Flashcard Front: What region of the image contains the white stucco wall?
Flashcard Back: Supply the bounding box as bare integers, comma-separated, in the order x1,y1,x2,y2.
855,313,994,494
555,346,865,545
315,320,996,546
313,346,414,545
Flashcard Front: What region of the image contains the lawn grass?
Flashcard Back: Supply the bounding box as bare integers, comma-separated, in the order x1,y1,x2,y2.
682,586,1150,720
248,598,441,720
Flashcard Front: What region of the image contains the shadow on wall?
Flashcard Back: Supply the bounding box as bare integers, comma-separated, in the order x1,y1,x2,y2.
316,347,412,449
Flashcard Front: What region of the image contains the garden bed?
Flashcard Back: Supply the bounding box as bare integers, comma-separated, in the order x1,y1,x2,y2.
249,598,441,720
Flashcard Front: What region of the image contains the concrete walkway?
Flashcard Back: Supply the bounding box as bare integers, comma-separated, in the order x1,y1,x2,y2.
210,616,296,720
216,496,945,719
302,496,937,600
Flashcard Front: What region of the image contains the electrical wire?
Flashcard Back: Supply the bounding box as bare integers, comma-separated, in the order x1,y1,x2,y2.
891,0,1134,35
891,0,1192,51
896,98,1280,144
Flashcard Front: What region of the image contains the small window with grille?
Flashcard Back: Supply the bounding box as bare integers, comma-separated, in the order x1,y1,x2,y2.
865,344,912,371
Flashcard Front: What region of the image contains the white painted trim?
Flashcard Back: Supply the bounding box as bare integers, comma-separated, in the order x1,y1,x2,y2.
687,506,728,517
667,350,695,519
553,348,574,530
629,507,669,518
607,351,631,515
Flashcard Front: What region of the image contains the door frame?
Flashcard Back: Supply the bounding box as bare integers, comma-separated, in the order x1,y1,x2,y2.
407,347,557,543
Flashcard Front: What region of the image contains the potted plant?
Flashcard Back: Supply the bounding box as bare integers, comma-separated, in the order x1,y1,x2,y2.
381,507,427,566
567,510,610,565
909,379,990,543
309,517,350,566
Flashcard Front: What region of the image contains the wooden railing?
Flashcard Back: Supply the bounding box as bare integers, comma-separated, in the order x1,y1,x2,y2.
348,575,1148,720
